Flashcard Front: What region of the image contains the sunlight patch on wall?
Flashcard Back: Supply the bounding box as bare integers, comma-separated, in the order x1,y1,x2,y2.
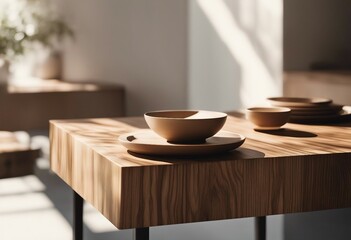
195,0,282,107
256,0,282,76
238,0,256,30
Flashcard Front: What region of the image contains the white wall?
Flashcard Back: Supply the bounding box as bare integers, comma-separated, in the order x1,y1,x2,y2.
188,0,282,111
58,0,284,239
59,0,283,115
59,0,188,116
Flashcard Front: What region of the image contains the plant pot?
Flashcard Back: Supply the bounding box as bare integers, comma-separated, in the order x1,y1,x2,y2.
34,51,62,80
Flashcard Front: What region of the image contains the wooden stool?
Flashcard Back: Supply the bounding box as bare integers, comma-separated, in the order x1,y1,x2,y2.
0,131,40,179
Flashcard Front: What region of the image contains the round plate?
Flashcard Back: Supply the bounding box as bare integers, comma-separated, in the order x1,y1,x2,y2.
253,126,283,130
118,130,245,156
291,106,343,116
291,110,341,116
288,104,343,112
268,97,332,107
289,106,351,123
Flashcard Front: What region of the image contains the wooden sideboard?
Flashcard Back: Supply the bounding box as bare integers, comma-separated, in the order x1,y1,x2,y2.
0,131,40,179
0,79,125,131
284,71,351,105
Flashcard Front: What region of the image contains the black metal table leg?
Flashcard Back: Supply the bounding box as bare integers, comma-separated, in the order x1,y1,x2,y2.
74,190,83,240
255,216,266,240
135,227,149,240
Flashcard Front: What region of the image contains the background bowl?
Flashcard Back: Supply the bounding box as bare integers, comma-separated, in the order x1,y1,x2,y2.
267,97,332,107
144,110,227,143
246,107,291,130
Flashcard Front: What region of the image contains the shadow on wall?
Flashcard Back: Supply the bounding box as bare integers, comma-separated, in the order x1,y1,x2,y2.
60,0,188,116
284,0,351,70
189,0,282,111
189,0,242,111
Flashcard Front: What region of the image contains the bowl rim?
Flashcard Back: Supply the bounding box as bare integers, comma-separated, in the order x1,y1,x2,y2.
144,110,227,120
246,107,291,113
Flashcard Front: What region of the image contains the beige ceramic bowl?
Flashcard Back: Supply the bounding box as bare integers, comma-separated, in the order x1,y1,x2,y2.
144,110,227,143
246,107,291,130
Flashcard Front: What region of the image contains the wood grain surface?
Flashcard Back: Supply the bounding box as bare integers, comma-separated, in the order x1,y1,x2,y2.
50,114,351,229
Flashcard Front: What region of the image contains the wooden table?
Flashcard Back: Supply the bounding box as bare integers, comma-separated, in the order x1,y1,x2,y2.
0,79,125,131
50,113,351,240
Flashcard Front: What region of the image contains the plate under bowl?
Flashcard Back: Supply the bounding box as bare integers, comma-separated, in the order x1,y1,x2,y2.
118,130,245,156
289,106,351,123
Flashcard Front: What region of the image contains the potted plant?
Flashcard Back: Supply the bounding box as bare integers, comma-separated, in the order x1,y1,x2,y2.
0,0,73,83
